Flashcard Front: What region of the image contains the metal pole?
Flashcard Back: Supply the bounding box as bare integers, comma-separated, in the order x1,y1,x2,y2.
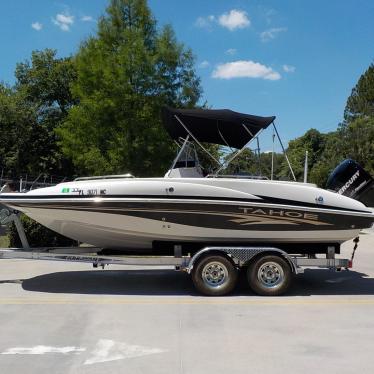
174,115,221,166
13,214,30,249
30,173,42,191
0,168,3,188
272,123,296,181
213,125,254,176
304,150,309,183
256,137,262,176
214,145,247,176
166,135,190,177
271,128,275,180
19,177,23,192
215,125,267,176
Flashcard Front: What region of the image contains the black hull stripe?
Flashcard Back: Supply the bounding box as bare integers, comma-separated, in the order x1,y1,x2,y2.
9,201,374,230
13,206,372,231
0,194,370,213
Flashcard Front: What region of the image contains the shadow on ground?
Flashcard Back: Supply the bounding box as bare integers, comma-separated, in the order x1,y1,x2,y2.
289,269,374,296
2,267,372,296
21,269,196,296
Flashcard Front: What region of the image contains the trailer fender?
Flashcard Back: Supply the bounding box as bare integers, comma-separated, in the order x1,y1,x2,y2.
187,247,298,274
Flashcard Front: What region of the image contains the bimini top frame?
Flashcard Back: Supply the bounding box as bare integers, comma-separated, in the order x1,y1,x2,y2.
162,107,296,179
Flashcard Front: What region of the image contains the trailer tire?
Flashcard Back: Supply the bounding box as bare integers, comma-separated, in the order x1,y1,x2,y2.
247,255,292,296
192,255,238,296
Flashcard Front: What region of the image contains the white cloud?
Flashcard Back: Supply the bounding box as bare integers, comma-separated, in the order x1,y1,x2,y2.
81,15,94,22
264,8,276,24
199,60,210,68
218,10,250,31
195,15,215,29
260,27,287,42
212,60,281,80
225,48,237,55
283,64,296,73
31,22,42,31
52,13,74,31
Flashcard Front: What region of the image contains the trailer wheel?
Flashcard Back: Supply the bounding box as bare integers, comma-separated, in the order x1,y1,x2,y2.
247,255,292,296
192,255,238,296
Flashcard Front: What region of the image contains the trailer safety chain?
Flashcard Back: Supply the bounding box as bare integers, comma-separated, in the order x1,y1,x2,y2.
350,236,360,262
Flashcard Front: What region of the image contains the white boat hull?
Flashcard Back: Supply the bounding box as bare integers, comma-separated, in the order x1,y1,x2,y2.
1,177,373,252
26,208,361,249
12,198,368,250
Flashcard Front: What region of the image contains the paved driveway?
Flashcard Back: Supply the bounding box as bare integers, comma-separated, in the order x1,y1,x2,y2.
0,232,373,373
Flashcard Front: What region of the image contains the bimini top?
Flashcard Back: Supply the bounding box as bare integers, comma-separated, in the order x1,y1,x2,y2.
162,107,275,149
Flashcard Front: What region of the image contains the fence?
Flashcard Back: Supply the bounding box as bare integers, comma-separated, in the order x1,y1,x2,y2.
0,173,69,192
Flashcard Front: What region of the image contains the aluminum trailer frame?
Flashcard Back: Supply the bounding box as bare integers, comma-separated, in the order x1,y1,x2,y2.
0,246,352,273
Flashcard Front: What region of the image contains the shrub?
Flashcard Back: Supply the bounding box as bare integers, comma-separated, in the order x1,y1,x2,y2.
8,214,77,248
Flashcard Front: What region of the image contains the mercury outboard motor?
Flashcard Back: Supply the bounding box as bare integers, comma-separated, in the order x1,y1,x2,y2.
326,159,374,207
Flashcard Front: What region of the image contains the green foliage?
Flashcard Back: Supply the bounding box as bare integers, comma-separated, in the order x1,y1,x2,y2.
0,85,37,175
276,63,374,187
223,149,261,176
0,50,78,247
278,129,327,183
280,118,374,187
15,49,77,115
344,63,374,121
220,148,284,180
337,117,374,175
0,234,9,248
58,0,202,177
0,49,76,177
258,152,285,179
8,214,76,248
311,64,374,186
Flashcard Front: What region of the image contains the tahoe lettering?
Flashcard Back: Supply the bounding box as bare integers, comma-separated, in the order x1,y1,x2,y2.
239,207,318,221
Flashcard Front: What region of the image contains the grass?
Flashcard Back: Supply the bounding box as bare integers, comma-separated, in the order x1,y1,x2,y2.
0,235,9,248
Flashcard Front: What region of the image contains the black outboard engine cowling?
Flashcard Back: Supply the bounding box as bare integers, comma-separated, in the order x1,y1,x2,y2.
326,159,374,207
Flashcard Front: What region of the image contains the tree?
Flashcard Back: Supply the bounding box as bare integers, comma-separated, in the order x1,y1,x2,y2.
337,117,374,175
218,148,284,180
274,62,374,187
58,0,202,177
15,49,77,116
15,49,77,177
0,50,77,178
308,131,342,186
278,129,327,182
0,84,38,176
344,63,374,122
223,149,259,175
1,50,77,246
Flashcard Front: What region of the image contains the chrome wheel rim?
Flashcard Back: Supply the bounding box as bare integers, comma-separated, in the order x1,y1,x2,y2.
202,262,228,289
257,261,284,289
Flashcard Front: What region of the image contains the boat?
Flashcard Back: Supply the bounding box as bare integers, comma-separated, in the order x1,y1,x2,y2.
0,107,373,254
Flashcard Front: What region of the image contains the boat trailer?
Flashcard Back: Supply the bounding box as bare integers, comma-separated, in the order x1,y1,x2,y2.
0,210,353,296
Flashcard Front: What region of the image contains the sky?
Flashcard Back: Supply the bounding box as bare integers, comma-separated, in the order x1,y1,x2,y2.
0,0,373,151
